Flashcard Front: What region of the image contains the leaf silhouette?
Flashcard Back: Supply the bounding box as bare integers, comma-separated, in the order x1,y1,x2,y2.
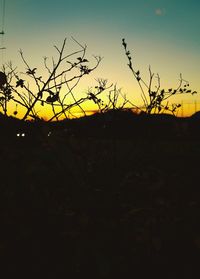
46,96,53,103
46,92,59,103
51,93,59,102
122,38,127,49
26,68,37,75
0,72,7,89
16,79,25,88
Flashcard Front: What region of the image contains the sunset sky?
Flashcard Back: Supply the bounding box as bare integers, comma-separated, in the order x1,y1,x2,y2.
1,0,200,118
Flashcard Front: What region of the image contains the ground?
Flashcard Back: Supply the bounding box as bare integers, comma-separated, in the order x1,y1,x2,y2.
0,132,200,278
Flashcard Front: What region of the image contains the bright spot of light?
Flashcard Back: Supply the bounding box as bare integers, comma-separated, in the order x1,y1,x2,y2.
155,8,165,16
16,132,26,137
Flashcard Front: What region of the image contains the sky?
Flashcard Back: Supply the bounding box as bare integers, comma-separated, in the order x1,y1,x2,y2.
0,0,200,118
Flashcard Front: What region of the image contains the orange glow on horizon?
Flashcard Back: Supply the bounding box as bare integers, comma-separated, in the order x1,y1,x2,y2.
1,100,198,121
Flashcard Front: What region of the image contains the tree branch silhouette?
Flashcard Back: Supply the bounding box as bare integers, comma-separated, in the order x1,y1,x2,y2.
122,38,197,115
1,37,103,121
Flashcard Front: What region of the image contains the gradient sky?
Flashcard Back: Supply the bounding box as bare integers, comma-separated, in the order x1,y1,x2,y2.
1,0,200,117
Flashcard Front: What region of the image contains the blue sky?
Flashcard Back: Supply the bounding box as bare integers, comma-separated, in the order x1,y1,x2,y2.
1,0,200,116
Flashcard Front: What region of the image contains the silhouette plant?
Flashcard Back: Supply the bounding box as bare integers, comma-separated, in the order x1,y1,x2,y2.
0,70,13,115
1,38,197,120
122,38,197,115
87,79,132,114
1,37,104,121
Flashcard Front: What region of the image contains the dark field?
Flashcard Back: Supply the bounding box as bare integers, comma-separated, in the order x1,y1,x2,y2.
0,113,200,278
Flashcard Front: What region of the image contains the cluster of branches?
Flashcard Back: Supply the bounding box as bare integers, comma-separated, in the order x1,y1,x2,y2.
86,81,131,114
0,37,108,121
0,37,198,121
122,38,197,115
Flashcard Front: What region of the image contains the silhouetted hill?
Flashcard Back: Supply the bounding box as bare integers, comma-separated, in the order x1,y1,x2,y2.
1,109,200,142
56,110,189,140
190,110,200,120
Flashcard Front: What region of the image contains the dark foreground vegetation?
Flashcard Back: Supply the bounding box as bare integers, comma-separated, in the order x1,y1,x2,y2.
0,110,200,278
